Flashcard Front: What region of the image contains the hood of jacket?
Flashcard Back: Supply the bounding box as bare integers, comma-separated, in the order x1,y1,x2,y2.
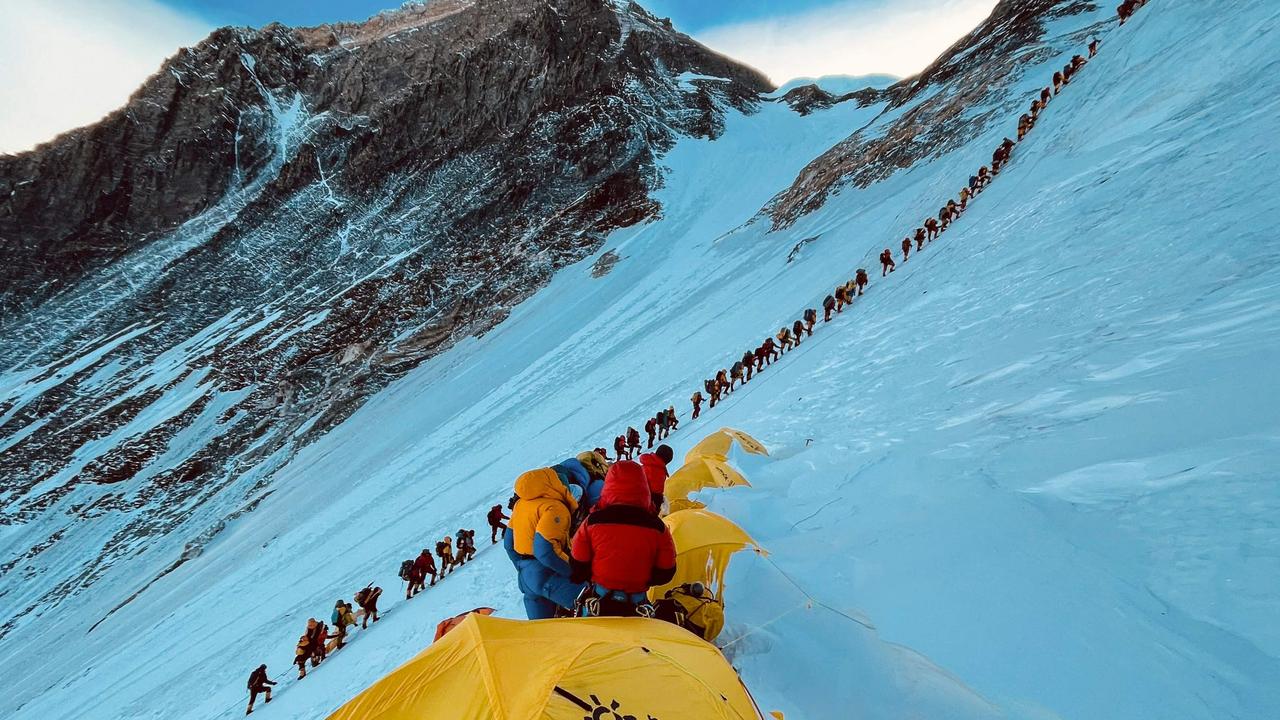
638,452,669,487
514,467,579,512
598,460,653,511
553,458,590,490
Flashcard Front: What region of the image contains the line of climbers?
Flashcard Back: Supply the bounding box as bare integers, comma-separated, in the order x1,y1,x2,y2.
503,32,1109,627
242,21,1131,714
604,41,1096,461
243,520,487,714
693,37,1102,427
398,528,479,599
612,406,681,460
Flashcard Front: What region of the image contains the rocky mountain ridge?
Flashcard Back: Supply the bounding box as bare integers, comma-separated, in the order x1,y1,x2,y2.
0,0,767,637
0,0,1100,644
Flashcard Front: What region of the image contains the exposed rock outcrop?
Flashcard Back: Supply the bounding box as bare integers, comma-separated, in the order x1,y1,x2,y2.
0,0,768,637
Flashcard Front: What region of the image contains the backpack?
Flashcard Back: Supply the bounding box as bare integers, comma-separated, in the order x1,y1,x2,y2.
398,559,414,581
436,541,447,555
655,585,725,642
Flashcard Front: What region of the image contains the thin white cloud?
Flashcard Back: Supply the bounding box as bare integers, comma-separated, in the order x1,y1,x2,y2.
695,0,1000,86
0,0,212,155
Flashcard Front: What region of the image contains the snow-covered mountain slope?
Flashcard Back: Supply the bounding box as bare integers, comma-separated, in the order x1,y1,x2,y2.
0,0,769,644
4,0,1280,718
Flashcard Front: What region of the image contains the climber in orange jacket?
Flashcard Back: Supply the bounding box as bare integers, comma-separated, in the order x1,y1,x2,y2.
505,465,586,619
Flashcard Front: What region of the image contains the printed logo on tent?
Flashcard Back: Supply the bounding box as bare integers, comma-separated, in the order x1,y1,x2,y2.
583,694,657,720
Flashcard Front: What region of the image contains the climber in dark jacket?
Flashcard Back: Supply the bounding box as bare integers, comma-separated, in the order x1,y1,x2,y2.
881,249,896,276
803,308,817,335
823,294,837,322
489,505,510,544
247,665,276,714
417,547,438,587
792,319,805,346
742,349,756,382
901,236,912,261
855,268,869,295
626,426,641,456
777,326,794,352
570,460,677,616
644,416,658,448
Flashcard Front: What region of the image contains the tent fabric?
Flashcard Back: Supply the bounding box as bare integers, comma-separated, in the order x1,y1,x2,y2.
650,509,764,601
667,497,707,514
665,457,750,504
684,428,769,465
434,607,495,642
327,614,763,720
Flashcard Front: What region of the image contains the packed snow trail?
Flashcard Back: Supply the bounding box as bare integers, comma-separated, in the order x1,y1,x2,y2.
4,1,1280,719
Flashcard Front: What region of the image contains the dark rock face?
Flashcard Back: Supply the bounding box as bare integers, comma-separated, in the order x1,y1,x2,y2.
0,0,768,636
770,0,1097,227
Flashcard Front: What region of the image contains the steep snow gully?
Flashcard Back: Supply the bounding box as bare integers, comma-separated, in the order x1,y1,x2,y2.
4,0,1280,718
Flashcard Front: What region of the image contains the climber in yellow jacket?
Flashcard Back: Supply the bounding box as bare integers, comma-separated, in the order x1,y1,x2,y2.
504,464,587,619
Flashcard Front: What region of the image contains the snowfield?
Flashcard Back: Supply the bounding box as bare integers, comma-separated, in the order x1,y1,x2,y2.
3,0,1280,718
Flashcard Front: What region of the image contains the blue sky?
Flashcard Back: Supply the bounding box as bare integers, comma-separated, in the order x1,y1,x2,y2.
0,0,997,153
165,0,844,34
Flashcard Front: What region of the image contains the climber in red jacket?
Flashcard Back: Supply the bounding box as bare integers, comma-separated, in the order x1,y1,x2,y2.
880,249,896,276
413,547,437,591
487,504,509,544
570,460,677,617
638,444,673,512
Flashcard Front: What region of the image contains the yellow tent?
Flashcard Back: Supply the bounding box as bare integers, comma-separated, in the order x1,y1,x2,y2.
685,428,769,464
665,456,751,504
327,614,765,720
667,497,707,513
651,509,764,602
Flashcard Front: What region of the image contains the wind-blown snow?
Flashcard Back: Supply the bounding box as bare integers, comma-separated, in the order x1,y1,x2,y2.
3,1,1280,719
